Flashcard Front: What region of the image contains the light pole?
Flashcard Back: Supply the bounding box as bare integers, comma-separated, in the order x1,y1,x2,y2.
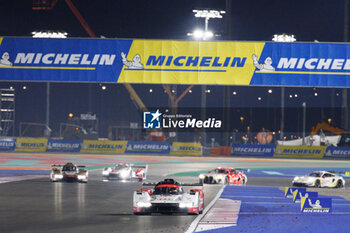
187,9,225,40
272,34,296,141
188,9,225,147
32,30,68,137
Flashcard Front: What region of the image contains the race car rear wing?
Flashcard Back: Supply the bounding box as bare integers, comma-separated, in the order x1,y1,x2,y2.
131,165,148,170
142,182,203,187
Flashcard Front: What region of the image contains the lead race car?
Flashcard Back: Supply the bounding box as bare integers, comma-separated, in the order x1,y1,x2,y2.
50,162,88,183
133,178,204,215
198,167,249,185
292,171,345,188
102,163,148,181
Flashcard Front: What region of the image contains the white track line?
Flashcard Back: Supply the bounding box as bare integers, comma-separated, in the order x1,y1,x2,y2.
185,185,225,233
0,175,46,184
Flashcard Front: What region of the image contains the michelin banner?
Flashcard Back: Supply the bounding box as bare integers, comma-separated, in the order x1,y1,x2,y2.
0,138,15,151
170,142,202,156
15,138,47,152
3,37,350,87
46,139,82,153
80,140,127,154
125,141,171,154
232,144,275,157
274,145,326,158
301,197,332,213
324,146,350,158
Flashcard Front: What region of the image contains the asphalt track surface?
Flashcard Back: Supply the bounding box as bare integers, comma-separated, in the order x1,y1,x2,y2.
1,155,350,233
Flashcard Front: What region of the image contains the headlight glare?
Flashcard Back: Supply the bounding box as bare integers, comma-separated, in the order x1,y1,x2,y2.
137,202,151,208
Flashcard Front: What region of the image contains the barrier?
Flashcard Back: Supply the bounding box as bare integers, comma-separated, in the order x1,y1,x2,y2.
0,138,15,151
125,141,171,154
15,138,47,152
274,145,326,158
46,139,82,153
324,146,350,158
232,144,275,157
80,140,127,154
170,142,202,156
301,197,332,213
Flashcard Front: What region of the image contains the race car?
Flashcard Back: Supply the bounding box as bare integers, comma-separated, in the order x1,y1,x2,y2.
102,163,148,181
50,162,88,183
292,171,345,188
133,178,204,215
198,167,248,185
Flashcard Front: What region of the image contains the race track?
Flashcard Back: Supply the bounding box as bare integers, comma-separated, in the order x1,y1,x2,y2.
1,153,350,233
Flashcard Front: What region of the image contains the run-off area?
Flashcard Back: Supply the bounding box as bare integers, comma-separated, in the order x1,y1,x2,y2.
196,185,350,233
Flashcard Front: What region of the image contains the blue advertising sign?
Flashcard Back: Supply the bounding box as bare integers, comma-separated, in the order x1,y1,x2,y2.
0,138,15,151
125,141,171,154
46,139,82,153
324,146,350,158
232,144,275,157
301,198,332,213
293,190,318,203
284,187,306,198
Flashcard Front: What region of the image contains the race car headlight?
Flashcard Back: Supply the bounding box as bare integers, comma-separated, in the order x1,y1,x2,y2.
137,202,151,208
78,175,86,180
102,170,109,176
54,174,63,179
199,174,205,179
179,203,193,208
120,170,129,178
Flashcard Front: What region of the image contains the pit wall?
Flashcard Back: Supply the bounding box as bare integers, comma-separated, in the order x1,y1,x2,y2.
0,138,202,155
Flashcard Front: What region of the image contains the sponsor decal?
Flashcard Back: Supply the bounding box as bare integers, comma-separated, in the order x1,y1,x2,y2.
274,145,326,158
125,141,171,154
15,138,47,152
80,140,127,153
300,197,332,213
170,142,202,156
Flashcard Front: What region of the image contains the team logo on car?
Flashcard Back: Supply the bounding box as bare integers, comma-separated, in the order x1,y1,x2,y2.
143,109,162,129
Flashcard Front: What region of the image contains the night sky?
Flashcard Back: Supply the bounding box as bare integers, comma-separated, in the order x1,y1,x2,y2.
0,0,347,141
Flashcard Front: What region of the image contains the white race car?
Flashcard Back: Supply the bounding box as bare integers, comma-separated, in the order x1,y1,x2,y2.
50,163,88,183
133,178,204,215
102,163,148,181
292,171,345,188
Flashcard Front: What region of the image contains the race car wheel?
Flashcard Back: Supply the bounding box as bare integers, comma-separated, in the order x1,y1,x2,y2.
336,180,343,188
199,199,204,214
315,180,321,188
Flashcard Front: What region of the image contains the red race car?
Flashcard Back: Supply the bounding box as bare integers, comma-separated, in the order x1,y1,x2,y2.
198,167,249,185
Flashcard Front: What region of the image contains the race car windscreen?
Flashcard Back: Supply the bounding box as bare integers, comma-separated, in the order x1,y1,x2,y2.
215,169,229,174
153,186,182,195
62,165,76,171
115,164,128,170
308,172,321,177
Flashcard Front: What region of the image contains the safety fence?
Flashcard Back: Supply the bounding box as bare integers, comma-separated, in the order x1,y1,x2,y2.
0,138,202,155
1,138,350,158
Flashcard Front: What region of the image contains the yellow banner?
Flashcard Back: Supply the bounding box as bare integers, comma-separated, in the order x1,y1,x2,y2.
118,40,265,85
274,145,326,158
15,138,47,152
80,140,127,153
170,142,202,156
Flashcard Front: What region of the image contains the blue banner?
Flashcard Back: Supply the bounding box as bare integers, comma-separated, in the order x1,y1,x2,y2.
301,198,332,213
46,139,82,153
232,144,275,157
293,190,318,203
324,146,350,158
284,187,306,198
125,141,171,154
0,138,15,151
